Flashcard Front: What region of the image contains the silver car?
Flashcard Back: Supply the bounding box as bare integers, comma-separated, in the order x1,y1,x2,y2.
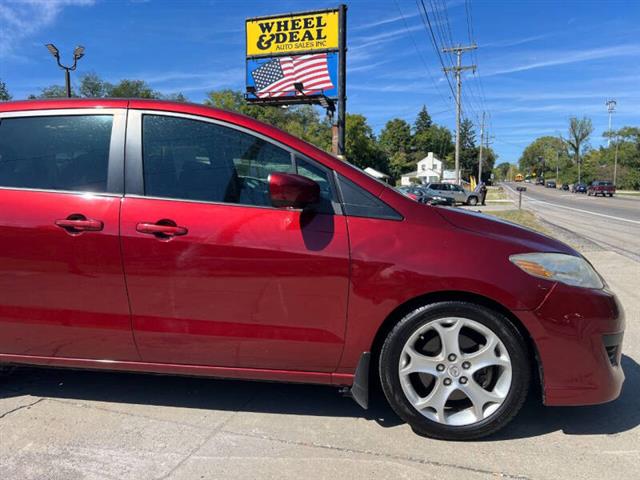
425,183,479,205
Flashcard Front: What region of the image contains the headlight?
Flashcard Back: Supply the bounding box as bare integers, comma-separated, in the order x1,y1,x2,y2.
509,253,604,289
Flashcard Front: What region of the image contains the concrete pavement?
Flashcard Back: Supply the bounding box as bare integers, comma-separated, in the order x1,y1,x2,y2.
1,197,639,480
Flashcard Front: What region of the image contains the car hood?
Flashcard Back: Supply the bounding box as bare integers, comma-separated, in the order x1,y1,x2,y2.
434,207,577,255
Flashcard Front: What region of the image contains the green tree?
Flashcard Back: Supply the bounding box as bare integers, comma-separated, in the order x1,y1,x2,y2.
29,84,74,99
344,113,386,172
379,118,412,155
518,136,567,178
596,126,640,189
414,105,432,134
108,79,158,98
564,116,593,183
79,72,111,98
457,118,478,176
0,79,11,101
388,150,414,180
378,118,413,179
413,124,453,161
493,162,512,181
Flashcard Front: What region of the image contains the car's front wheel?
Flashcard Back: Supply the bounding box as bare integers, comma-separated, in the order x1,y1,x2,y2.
379,301,531,440
467,196,478,206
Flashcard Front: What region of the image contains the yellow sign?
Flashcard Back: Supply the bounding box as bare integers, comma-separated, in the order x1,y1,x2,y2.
246,10,339,57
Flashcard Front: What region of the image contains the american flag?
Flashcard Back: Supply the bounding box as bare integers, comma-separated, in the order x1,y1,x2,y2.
251,53,334,98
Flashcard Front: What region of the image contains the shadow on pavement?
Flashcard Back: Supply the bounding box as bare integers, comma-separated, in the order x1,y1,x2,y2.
2,355,637,439
0,364,402,429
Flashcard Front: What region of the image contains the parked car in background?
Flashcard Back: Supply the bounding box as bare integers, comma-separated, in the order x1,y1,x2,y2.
0,98,625,441
588,180,616,197
535,178,545,186
397,186,420,202
546,181,556,189
425,182,479,205
397,186,455,206
572,182,587,193
561,183,570,191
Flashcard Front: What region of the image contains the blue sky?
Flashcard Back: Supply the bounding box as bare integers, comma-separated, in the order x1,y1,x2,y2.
1,0,639,163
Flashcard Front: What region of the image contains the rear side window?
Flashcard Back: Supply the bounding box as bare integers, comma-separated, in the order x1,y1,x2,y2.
0,115,113,193
337,174,402,221
142,115,294,206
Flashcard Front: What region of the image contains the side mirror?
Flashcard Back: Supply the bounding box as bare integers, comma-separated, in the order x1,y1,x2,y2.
268,172,320,209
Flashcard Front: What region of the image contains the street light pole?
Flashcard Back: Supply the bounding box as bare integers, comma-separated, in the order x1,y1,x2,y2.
45,44,85,98
605,99,616,147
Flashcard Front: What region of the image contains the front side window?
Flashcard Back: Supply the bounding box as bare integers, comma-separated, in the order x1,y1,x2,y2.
296,157,337,213
142,115,294,206
0,115,113,192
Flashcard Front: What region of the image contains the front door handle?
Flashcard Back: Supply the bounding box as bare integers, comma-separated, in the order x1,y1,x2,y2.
55,215,104,234
136,221,188,238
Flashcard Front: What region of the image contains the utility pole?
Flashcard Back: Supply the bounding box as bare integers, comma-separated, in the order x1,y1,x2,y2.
477,111,485,184
605,99,617,147
555,150,559,184
443,44,476,185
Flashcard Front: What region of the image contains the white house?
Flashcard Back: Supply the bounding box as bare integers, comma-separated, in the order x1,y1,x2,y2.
400,152,443,186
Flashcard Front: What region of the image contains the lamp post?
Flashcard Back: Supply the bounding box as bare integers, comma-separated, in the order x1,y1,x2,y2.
44,44,85,98
605,99,616,147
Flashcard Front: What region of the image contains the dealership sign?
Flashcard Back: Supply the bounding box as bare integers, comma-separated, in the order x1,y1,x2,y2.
245,6,347,156
245,8,344,103
246,11,339,57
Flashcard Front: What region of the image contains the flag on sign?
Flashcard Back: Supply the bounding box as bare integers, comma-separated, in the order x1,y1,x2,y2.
251,53,334,98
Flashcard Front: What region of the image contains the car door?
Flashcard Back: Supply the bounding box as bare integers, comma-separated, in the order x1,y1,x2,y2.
119,110,350,372
0,109,139,360
436,183,456,201
450,185,467,203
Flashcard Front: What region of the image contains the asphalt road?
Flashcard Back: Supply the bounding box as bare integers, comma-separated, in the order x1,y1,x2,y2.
1,192,639,480
503,182,640,261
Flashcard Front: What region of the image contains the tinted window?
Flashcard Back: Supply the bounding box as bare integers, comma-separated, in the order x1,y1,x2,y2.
296,157,336,213
142,115,294,206
0,115,113,192
337,174,402,220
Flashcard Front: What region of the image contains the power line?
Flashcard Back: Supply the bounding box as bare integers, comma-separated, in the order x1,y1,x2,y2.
416,0,456,99
393,0,453,113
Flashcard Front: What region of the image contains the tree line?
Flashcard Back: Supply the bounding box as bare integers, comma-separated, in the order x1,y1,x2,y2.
495,116,640,190
0,74,497,183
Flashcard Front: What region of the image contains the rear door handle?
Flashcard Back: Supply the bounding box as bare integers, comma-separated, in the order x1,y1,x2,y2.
55,215,104,233
136,222,188,238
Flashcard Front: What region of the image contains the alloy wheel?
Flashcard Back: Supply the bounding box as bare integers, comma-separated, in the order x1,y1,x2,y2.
398,317,512,426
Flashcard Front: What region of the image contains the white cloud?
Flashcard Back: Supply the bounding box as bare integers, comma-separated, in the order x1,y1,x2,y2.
484,44,640,77
0,0,95,58
352,11,420,31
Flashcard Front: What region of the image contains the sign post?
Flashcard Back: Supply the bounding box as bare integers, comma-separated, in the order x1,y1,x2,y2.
337,3,347,158
516,186,527,210
245,6,347,158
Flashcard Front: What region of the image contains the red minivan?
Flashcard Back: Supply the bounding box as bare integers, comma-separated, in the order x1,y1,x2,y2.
0,99,624,440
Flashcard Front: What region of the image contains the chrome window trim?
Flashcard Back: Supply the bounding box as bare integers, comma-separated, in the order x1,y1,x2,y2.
0,108,127,195
126,109,341,214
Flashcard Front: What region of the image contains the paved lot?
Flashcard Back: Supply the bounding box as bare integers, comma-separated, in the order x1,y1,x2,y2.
1,200,639,480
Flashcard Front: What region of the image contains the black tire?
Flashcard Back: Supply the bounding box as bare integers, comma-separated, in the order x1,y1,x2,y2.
467,196,478,206
379,301,531,440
